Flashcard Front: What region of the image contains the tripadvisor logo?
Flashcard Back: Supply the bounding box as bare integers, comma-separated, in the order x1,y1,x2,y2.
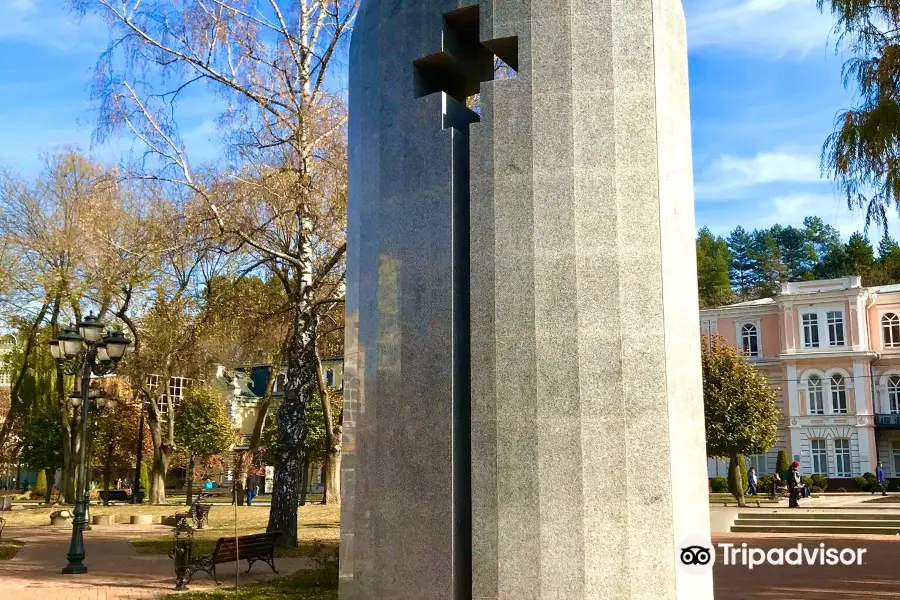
675,538,868,572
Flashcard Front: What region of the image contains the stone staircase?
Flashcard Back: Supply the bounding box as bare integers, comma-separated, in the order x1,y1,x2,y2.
731,512,900,535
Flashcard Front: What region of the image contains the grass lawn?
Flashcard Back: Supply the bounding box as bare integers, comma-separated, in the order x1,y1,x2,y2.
708,493,780,504
0,540,25,560
160,569,336,600
128,504,339,557
864,495,900,503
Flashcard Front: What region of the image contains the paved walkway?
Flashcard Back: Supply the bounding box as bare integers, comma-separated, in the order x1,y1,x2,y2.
0,524,312,600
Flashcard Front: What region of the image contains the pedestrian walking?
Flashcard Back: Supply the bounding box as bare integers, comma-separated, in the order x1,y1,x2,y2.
788,461,802,508
747,466,758,496
877,462,888,496
246,473,258,505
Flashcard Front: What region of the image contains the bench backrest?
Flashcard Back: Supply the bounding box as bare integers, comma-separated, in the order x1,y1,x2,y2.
212,532,280,564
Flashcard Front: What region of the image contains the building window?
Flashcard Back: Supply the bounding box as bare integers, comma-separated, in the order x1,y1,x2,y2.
831,374,848,414
827,311,845,346
807,376,824,415
325,368,335,387
747,454,767,474
889,375,900,414
884,313,900,348
0,369,10,387
834,439,852,478
273,373,285,394
892,441,900,476
802,313,820,348
169,377,188,402
811,439,827,475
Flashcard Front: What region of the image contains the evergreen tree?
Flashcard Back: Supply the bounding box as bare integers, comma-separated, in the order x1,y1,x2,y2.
845,232,876,282
804,216,848,279
749,229,784,298
727,226,755,300
696,228,733,308
878,236,900,284
773,225,816,281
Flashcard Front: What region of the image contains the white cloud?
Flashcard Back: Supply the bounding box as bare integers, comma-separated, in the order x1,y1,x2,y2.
686,0,836,58
695,149,825,200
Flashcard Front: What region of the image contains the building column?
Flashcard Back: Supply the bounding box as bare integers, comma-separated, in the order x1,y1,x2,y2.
853,362,870,414
787,364,799,416
857,425,876,475
790,428,803,464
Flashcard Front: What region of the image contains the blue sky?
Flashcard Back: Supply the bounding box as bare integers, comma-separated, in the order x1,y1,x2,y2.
0,0,884,241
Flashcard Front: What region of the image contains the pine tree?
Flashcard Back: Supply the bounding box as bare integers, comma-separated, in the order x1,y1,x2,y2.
749,229,784,298
878,235,900,284
727,226,755,300
774,225,816,281
845,232,876,283
696,228,733,308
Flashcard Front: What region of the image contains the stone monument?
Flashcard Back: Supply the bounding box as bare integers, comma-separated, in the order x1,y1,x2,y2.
342,1,714,599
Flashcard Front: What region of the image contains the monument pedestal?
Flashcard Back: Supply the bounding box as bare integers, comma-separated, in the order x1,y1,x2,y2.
342,1,713,598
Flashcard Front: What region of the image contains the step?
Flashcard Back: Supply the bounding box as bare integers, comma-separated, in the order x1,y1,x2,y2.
732,524,900,534
737,512,900,521
733,519,900,528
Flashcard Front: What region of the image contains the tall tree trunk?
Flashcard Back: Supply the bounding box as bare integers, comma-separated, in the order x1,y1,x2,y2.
299,455,309,506
186,454,195,506
314,331,341,505
728,453,746,508
149,446,170,505
233,451,246,506
323,449,341,505
267,295,316,548
103,448,113,506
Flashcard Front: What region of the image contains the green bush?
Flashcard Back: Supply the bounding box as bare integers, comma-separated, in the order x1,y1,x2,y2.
776,450,791,476
30,470,48,500
810,485,823,493
836,487,848,492
864,483,880,493
140,462,150,494
864,472,878,484
758,474,774,494
709,477,728,493
800,475,812,487
810,474,828,491
853,476,868,490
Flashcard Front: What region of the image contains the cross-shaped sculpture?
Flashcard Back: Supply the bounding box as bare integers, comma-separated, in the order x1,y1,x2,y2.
413,6,517,597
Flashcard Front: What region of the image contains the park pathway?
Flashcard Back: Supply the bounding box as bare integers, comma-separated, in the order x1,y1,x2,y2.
0,524,311,599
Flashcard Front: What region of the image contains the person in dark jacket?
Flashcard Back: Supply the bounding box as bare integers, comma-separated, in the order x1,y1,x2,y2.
246,474,259,505
877,462,888,496
747,466,759,496
788,461,802,508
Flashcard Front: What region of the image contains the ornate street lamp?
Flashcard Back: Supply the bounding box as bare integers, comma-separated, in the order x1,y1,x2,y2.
50,313,131,575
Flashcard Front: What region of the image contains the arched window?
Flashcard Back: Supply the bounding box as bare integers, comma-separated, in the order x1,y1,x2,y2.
741,323,759,357
807,375,824,415
884,313,900,348
889,375,900,414
831,374,848,414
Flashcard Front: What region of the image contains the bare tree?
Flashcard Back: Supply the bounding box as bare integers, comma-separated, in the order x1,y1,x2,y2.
74,0,353,545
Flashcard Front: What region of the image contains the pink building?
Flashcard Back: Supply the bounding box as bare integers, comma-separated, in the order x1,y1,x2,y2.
701,276,900,482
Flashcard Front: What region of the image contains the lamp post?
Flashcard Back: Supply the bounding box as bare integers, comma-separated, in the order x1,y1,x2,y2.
51,314,131,575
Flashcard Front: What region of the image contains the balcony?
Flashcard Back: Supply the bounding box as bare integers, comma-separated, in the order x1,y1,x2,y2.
875,414,900,429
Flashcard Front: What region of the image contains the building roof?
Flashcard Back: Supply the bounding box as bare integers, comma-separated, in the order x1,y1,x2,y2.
874,284,900,294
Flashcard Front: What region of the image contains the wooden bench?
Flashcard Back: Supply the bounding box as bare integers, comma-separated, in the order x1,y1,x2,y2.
99,490,130,503
189,532,280,584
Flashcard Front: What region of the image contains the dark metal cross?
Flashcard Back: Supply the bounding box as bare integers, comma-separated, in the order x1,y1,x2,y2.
413,7,517,599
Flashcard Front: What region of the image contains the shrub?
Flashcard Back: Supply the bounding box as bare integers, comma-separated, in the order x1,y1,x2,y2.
853,476,868,490
758,474,774,494
140,462,150,494
710,477,729,493
800,475,812,487
864,483,880,493
864,472,878,484
31,470,48,500
811,485,823,493
776,450,791,476
836,487,848,492
810,474,828,491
